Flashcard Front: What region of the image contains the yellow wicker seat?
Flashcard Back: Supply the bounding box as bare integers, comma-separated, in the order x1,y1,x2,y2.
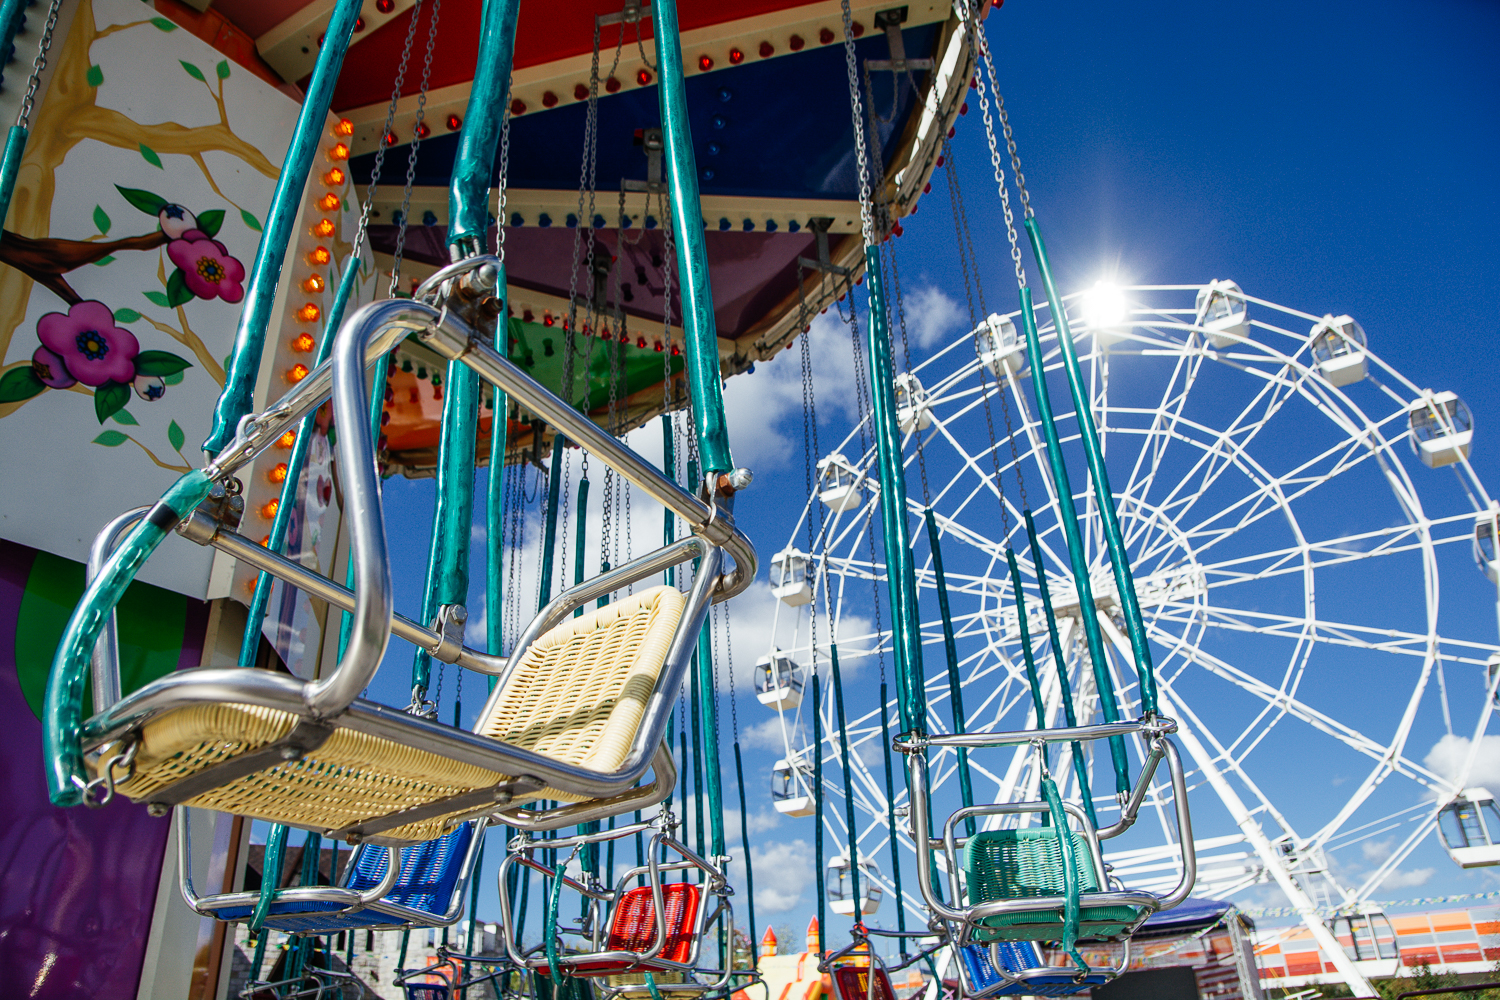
96,586,685,843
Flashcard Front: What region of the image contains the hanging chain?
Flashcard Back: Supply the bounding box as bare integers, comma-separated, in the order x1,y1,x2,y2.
389,0,442,294
495,109,511,260
720,603,739,741
15,0,63,130
839,0,875,246
660,191,676,407
953,0,1024,287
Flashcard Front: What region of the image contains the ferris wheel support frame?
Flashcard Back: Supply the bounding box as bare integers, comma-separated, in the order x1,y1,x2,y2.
1103,620,1376,995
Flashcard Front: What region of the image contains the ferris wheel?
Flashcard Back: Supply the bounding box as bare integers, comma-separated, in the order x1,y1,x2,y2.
756,279,1500,969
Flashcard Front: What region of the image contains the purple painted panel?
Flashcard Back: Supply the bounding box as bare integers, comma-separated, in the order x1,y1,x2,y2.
0,539,183,999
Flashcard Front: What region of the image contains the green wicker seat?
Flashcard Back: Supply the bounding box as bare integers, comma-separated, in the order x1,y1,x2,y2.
963,829,1143,942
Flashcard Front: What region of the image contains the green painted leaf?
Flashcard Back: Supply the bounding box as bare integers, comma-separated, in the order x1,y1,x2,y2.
114,308,141,323
0,366,45,403
150,16,177,31
215,59,230,80
165,268,193,308
167,420,185,452
163,370,184,386
134,350,192,377
139,143,163,169
111,408,139,425
93,204,110,234
239,208,262,232
196,208,225,237
92,430,128,447
92,255,115,267
115,185,167,216
86,64,103,87
179,60,205,82
143,290,170,307
93,381,130,424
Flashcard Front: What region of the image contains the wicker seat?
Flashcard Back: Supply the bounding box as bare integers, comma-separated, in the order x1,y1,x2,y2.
97,586,685,843
964,829,1143,942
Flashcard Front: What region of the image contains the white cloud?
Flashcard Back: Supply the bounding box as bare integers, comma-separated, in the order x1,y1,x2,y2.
727,838,816,913
1378,866,1436,889
1424,733,1500,793
1361,838,1393,863
741,716,799,753
720,311,862,471
904,285,965,349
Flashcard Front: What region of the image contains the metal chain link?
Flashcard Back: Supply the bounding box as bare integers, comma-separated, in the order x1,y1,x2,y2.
838,0,875,247
389,0,442,294
15,0,62,130
720,602,738,740
952,0,1024,287
660,191,676,407
958,0,1031,219
495,109,511,259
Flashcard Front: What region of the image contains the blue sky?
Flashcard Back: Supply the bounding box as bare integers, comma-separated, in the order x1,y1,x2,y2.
325,0,1500,954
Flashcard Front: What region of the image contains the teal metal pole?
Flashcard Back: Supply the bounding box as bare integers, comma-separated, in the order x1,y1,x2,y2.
863,244,924,735
661,415,675,586
732,742,757,954
248,823,289,934
829,645,861,929
1016,290,1130,794
877,681,907,937
923,509,975,835
689,640,706,860
1023,218,1157,716
0,125,26,231
812,672,825,957
205,0,363,455
0,0,26,91
446,0,520,252
1025,509,1097,828
241,248,368,664
1005,550,1049,769
486,319,510,673
650,0,733,477
697,623,724,857
536,433,565,612
572,477,589,616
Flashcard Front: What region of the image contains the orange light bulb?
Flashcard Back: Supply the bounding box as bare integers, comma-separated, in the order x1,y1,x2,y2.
276,430,297,448
311,219,335,238
292,332,316,353
287,363,310,383
270,463,289,484
334,118,354,137
307,246,331,266
302,274,325,294
328,143,349,161
260,499,280,519
296,303,321,323
260,534,272,547
323,167,346,186
318,193,341,211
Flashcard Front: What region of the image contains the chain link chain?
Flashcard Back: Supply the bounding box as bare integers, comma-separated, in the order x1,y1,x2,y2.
15,0,63,130
389,0,442,293
839,0,875,247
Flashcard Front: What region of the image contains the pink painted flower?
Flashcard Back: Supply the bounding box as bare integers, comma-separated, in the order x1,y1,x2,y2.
31,345,76,388
168,231,245,303
36,300,138,386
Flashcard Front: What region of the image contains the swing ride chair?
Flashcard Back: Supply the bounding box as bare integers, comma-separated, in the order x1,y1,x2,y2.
395,945,516,1000
178,810,489,932
44,250,757,847
820,940,902,1000
238,967,360,1000
495,815,735,997
894,717,1195,986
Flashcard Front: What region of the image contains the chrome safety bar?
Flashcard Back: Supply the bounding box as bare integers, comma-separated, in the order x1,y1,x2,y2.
87,507,149,710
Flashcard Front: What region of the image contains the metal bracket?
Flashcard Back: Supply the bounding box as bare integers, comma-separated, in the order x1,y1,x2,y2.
623,127,665,195
429,603,469,664
598,0,649,28
336,775,547,843
797,217,851,277
865,6,933,74
142,718,337,816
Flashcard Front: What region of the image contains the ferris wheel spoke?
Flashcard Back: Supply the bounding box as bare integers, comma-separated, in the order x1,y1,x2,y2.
1112,342,1209,553
1138,614,1448,792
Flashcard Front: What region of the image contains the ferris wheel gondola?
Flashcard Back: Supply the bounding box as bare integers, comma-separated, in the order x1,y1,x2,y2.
1436,788,1500,868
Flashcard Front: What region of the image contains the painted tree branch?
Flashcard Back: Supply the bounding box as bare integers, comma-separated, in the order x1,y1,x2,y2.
0,229,168,304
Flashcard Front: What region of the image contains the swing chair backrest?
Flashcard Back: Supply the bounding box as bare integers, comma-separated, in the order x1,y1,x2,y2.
346,821,476,913
606,883,702,963
830,965,897,1000
956,943,1113,998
